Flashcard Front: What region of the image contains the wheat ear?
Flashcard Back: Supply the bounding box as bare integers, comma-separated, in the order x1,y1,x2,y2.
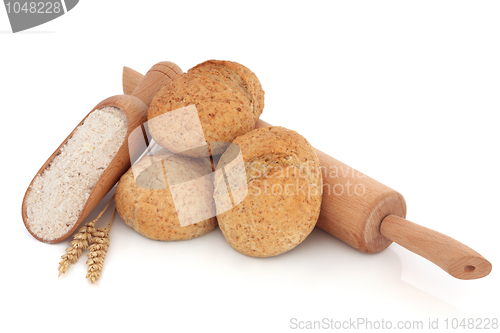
58,197,114,277
86,207,116,284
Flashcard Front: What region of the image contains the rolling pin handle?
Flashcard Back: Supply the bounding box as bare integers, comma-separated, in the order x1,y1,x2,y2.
123,66,143,96
380,214,492,280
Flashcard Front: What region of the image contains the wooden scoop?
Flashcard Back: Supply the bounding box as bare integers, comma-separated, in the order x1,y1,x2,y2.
22,62,182,244
122,66,492,280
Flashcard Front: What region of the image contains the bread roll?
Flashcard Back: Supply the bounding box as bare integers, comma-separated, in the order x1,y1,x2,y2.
215,126,323,257
147,60,264,157
116,149,217,241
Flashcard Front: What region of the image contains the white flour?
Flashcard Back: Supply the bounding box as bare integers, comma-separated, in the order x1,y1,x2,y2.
26,106,128,241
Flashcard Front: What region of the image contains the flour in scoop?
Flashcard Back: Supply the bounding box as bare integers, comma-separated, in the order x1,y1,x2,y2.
26,106,128,241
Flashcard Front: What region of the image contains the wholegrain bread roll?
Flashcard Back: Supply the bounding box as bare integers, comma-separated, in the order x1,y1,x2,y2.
148,60,264,157
116,149,217,241
214,126,323,257
188,60,264,118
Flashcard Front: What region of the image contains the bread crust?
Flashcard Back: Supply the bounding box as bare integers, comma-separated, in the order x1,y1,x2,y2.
215,126,322,257
116,150,217,241
148,60,264,157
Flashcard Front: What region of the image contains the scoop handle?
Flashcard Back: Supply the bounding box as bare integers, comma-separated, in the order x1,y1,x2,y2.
380,214,492,279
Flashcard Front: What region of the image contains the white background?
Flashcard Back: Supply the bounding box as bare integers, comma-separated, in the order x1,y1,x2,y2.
1,1,499,332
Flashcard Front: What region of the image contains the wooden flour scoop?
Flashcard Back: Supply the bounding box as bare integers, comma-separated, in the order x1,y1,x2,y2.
123,66,492,280
22,62,182,244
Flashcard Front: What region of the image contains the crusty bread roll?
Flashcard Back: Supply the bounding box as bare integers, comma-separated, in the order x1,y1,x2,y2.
214,126,323,257
115,149,217,241
188,60,264,118
147,60,264,157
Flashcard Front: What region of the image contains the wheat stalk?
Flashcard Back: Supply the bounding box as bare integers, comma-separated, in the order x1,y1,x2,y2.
57,197,114,277
86,207,116,284
58,221,95,277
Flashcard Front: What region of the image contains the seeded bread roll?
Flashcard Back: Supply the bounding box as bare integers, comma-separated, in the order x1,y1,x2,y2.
188,60,265,119
115,149,217,241
214,126,323,257
148,60,264,157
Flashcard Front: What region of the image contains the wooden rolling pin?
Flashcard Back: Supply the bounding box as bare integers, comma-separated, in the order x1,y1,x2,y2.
122,67,492,280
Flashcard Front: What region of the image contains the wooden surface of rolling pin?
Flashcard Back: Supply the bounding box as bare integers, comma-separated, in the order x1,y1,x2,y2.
122,66,492,280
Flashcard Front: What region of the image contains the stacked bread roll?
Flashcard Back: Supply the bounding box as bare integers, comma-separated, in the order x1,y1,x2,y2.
116,60,323,257
148,60,265,157
116,149,217,240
